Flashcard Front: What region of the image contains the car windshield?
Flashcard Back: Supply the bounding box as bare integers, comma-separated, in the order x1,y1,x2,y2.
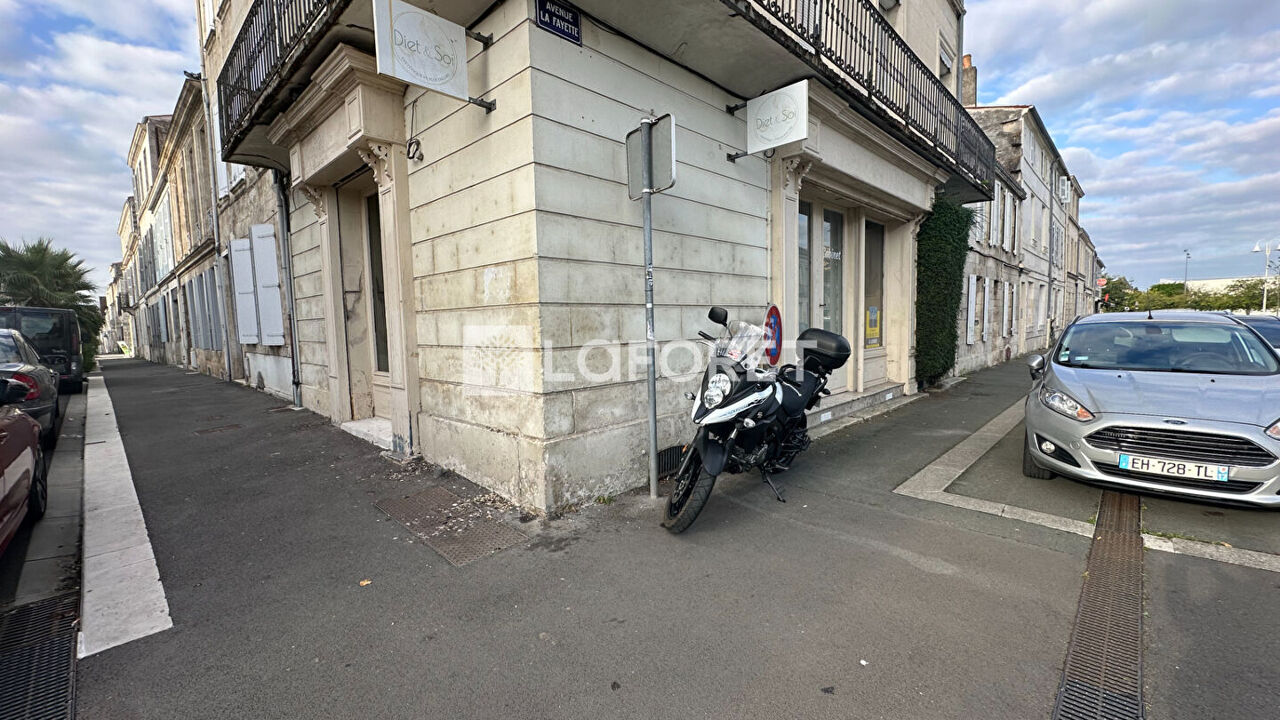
0,334,21,364
1239,317,1280,346
0,310,70,357
1055,320,1280,375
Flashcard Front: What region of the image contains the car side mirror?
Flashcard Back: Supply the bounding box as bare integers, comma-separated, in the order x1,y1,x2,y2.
1027,354,1046,379
1,380,27,404
708,306,728,326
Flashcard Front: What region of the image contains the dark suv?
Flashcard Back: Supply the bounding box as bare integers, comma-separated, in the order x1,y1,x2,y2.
0,306,85,393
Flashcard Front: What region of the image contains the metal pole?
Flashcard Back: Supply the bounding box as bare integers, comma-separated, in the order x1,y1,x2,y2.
1263,247,1271,313
1183,250,1190,294
641,118,659,499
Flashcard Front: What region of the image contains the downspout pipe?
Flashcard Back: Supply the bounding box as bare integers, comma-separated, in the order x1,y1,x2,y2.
273,169,303,408
190,70,236,384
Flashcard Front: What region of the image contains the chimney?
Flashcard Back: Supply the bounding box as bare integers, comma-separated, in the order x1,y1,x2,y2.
961,54,977,107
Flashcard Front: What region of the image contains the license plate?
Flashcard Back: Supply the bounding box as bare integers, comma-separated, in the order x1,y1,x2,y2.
1118,454,1231,482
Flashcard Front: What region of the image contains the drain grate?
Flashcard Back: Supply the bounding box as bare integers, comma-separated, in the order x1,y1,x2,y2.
377,487,528,567
0,593,79,720
656,445,684,478
1052,491,1144,720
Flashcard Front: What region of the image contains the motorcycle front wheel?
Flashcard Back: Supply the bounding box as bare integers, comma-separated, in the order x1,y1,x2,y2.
662,446,717,534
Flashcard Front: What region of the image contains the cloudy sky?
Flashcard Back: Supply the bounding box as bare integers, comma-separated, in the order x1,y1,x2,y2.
966,0,1280,287
0,0,198,292
0,1,1277,291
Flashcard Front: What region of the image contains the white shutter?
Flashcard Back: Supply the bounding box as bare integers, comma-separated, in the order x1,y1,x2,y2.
1003,191,1014,251
251,223,286,346
1011,283,1018,337
982,277,992,342
989,190,1000,246
966,275,977,345
230,237,260,344
1003,282,1012,337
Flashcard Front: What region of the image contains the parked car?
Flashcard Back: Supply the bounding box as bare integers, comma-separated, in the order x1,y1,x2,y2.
0,328,60,448
1023,311,1280,507
1234,314,1280,349
0,306,85,393
0,379,47,558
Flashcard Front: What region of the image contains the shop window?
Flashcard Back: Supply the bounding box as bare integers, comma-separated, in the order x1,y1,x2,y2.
865,222,885,349
822,210,844,334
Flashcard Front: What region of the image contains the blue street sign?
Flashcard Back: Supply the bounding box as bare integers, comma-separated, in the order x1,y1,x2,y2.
535,0,582,46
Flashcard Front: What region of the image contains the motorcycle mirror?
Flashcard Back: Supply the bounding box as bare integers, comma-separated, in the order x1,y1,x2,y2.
708,306,728,326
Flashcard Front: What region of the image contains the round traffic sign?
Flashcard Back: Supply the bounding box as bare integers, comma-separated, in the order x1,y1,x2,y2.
764,305,783,365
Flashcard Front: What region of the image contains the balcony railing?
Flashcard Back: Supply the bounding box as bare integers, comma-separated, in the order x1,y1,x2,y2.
749,0,994,191
217,0,349,158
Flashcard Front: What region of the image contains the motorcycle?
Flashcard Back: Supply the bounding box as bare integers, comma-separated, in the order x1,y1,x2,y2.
662,306,850,533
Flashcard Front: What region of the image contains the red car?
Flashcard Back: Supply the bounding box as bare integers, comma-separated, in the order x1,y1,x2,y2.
0,379,47,558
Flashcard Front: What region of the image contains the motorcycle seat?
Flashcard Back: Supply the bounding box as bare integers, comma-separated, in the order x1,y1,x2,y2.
780,366,822,416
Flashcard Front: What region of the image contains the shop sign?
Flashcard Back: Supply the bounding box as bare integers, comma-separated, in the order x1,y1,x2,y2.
535,0,582,46
373,0,468,101
746,80,808,154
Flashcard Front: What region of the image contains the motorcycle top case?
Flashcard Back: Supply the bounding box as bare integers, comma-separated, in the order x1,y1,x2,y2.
797,328,851,373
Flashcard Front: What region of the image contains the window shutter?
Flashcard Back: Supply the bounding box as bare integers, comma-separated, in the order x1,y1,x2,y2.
982,277,992,342
989,190,1000,246
230,237,260,344
966,275,977,345
1003,282,1012,337
1011,283,1018,337
251,223,286,346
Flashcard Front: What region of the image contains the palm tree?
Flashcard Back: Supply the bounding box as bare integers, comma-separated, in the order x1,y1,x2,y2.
0,237,104,366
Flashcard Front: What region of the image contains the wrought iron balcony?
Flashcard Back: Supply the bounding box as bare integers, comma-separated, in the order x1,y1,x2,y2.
216,0,352,159
742,0,994,194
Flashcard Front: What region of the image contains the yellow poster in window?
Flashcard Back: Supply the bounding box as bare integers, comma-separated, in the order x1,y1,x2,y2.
865,306,881,348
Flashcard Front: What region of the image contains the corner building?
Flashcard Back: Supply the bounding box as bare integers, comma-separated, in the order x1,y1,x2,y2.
200,0,994,512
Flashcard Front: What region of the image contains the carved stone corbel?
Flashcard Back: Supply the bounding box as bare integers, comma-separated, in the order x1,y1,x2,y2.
782,156,814,193
357,141,395,189
298,184,327,222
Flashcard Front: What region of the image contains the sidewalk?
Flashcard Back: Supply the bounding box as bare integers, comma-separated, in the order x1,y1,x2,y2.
77,358,1089,719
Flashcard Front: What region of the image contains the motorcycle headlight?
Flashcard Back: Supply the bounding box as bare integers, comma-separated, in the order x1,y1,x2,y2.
703,387,725,408
1040,386,1095,422
708,373,732,395
1266,419,1280,441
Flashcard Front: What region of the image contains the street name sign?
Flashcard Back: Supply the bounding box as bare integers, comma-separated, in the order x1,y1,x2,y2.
373,0,468,101
535,0,582,45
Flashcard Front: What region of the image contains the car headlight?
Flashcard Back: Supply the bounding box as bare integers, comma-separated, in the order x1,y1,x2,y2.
1040,386,1095,422
1267,419,1280,441
703,387,725,408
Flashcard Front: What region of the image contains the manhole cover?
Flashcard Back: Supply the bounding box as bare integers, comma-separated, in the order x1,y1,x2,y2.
377,487,528,566
0,593,78,720
1052,491,1144,720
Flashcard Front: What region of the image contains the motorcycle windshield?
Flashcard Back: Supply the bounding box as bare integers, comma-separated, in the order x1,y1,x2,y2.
716,321,770,370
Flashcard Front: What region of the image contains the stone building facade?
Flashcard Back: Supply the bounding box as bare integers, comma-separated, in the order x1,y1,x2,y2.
193,0,996,511
955,164,1024,375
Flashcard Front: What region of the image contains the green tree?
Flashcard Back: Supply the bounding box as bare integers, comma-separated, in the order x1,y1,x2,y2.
0,238,104,370
1099,275,1138,311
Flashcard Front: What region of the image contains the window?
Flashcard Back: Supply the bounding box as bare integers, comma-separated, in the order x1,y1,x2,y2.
865,222,885,349
822,210,844,334
798,202,812,333
366,194,390,373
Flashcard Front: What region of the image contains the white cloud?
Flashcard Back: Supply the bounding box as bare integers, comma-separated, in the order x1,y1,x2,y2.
0,3,197,291
967,0,1280,286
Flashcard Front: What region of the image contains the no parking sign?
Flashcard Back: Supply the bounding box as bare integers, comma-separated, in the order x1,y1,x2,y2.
764,305,782,366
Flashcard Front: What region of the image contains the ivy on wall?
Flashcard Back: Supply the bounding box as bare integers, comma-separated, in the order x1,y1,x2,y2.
915,197,974,386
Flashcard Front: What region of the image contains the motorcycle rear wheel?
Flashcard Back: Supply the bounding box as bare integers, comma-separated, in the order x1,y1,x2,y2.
662,448,717,534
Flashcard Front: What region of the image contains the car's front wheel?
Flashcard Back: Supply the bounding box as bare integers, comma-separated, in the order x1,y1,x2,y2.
1022,435,1054,479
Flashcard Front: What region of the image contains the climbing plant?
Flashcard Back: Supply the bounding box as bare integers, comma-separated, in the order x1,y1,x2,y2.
914,197,973,387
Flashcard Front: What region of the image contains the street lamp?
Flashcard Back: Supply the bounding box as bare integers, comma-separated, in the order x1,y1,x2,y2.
1183,250,1191,293
1252,240,1280,313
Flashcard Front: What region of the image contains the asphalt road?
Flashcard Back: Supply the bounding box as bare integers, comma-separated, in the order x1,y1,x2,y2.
74,358,1279,719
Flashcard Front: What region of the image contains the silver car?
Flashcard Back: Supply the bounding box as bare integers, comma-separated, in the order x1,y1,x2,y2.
1023,311,1280,507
